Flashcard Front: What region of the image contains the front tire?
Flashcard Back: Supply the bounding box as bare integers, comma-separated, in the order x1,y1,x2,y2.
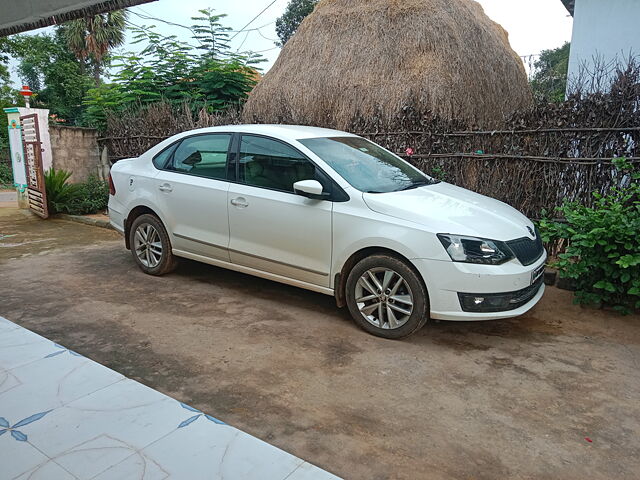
345,254,429,339
129,214,177,276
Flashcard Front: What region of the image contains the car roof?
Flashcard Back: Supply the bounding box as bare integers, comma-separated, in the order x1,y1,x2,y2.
178,124,358,141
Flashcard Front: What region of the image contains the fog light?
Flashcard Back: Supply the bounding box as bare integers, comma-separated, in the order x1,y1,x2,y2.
458,278,543,313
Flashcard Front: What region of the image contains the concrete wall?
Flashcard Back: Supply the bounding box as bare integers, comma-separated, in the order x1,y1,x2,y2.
49,126,100,183
568,0,640,91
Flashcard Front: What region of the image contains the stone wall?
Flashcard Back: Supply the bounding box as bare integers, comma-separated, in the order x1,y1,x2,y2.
49,126,100,183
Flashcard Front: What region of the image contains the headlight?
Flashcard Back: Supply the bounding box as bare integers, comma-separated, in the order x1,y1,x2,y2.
437,234,514,265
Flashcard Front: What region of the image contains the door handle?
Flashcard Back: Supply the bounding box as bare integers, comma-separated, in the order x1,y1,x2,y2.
158,183,173,193
230,197,248,208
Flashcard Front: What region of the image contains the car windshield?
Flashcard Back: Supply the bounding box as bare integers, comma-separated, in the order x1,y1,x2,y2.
298,136,438,193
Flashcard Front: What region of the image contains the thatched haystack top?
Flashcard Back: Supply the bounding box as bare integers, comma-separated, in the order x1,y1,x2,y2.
243,0,532,128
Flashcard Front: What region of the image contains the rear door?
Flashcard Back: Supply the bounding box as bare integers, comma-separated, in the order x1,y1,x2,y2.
227,134,333,287
153,133,233,261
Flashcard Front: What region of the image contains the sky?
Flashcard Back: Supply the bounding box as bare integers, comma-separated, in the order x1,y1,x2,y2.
8,0,574,84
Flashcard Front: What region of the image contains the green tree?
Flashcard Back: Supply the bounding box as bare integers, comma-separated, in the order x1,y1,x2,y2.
8,30,93,124
63,10,128,86
0,39,18,151
530,42,571,102
83,10,263,130
191,8,231,59
275,0,318,46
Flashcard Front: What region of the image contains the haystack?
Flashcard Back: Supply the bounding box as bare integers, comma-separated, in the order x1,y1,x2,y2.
243,0,532,128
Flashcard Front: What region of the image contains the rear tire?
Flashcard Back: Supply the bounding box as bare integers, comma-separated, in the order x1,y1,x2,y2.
345,254,429,339
129,214,177,276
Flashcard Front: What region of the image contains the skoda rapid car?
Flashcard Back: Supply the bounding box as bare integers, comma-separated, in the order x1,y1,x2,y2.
108,125,546,339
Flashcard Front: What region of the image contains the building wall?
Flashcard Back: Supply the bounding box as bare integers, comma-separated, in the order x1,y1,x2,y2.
49,126,100,183
568,0,640,91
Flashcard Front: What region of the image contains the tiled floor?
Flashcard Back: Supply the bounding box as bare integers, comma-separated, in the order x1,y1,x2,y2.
0,317,340,480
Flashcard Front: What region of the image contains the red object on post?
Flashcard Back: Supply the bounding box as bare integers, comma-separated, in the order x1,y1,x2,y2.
19,85,33,108
19,85,33,97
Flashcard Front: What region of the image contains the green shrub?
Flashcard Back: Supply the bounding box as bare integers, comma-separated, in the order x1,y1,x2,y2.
67,175,109,215
430,166,447,182
44,168,82,214
0,162,13,186
538,158,640,313
44,169,109,215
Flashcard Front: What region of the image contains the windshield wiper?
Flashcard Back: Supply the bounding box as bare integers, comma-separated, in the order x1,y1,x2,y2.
395,180,433,192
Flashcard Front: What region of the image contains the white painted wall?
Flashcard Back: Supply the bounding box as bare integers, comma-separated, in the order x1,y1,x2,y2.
567,0,640,91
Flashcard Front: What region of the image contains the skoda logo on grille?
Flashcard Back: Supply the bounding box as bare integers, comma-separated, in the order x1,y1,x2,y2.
527,226,535,237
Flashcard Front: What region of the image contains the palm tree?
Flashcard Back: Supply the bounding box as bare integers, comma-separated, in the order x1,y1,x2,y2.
64,10,128,86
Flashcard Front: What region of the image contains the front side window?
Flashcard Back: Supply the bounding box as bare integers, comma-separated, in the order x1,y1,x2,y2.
168,134,232,180
299,137,437,193
239,135,316,192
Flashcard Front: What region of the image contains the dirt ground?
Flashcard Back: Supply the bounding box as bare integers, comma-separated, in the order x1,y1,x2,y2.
1,206,639,480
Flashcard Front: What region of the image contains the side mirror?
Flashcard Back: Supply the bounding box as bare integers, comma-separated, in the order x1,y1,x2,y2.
293,180,329,200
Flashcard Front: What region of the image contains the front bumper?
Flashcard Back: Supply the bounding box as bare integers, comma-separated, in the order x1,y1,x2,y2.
413,253,547,321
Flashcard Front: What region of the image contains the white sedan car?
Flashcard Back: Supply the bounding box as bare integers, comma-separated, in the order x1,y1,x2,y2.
108,125,546,339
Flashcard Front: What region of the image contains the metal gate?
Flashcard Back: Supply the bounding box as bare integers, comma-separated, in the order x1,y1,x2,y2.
20,113,49,218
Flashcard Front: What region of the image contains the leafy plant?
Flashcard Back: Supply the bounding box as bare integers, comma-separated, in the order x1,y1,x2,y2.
430,166,447,182
83,9,262,130
539,157,640,313
44,168,82,214
191,8,231,58
68,175,109,215
44,170,109,215
0,162,13,187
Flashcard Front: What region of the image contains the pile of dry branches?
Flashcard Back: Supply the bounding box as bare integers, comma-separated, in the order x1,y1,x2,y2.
98,102,241,161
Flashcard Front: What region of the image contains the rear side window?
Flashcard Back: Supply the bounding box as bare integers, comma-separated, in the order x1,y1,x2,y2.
239,135,316,193
152,143,178,170
168,134,232,180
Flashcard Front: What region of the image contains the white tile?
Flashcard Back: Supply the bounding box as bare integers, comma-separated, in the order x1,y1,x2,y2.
14,459,78,480
285,462,342,480
0,350,123,422
0,316,20,334
91,450,169,480
0,366,21,395
26,379,182,479
96,418,304,480
46,434,150,480
0,432,51,480
0,328,54,371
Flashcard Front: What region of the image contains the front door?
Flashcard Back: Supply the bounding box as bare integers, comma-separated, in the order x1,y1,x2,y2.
153,133,233,261
227,134,332,287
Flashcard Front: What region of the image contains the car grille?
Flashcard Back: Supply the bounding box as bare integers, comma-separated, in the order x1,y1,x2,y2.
507,229,544,266
508,277,544,310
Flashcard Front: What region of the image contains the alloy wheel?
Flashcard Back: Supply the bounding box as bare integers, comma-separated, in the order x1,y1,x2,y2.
354,267,414,329
133,223,162,268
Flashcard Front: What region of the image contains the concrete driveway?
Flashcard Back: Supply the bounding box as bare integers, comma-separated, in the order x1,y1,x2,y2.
0,189,18,208
1,207,639,480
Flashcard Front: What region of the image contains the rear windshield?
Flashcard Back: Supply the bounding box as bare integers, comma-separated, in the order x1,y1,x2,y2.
299,136,437,193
